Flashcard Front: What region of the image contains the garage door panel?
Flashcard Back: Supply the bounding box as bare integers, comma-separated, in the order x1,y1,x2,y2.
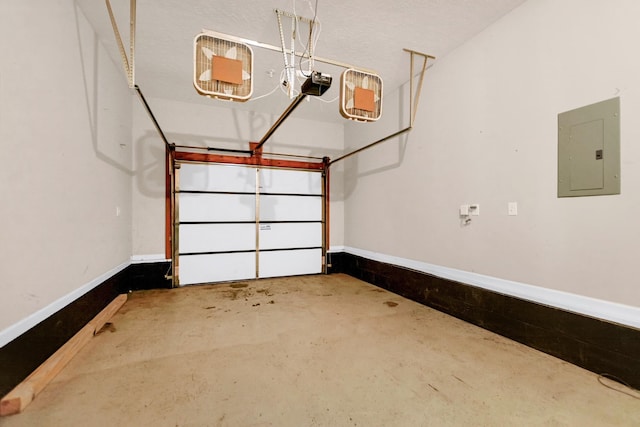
179,253,255,285
259,223,322,250
181,163,255,192
180,223,255,253
260,195,322,222
259,168,322,194
179,193,255,222
258,249,322,278
177,163,323,285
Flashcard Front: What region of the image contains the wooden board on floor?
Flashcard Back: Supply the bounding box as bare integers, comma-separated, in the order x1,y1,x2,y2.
0,294,127,416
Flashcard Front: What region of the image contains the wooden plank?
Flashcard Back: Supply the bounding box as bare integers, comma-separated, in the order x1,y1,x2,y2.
89,294,127,335
0,324,95,416
0,294,128,416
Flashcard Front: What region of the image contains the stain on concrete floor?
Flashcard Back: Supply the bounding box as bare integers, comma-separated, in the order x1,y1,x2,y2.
4,274,638,426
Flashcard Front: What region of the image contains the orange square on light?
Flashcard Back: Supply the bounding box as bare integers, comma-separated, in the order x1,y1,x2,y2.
211,56,243,85
354,87,375,112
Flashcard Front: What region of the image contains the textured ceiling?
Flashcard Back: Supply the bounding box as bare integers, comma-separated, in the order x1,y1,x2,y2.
77,0,526,123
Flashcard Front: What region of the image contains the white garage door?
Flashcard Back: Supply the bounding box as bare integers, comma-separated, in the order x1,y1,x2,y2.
176,162,324,285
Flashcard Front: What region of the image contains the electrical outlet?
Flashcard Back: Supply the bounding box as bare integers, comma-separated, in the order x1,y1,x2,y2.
469,204,480,216
508,202,518,216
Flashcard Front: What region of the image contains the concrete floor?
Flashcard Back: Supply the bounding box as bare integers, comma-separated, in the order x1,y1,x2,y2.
3,274,639,426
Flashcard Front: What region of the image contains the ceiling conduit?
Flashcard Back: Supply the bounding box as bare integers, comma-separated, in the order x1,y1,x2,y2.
328,49,434,167
105,1,435,166
106,0,174,152
251,93,308,155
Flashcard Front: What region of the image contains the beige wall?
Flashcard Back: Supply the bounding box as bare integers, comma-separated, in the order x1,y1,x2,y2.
10,0,636,338
132,98,345,257
344,0,640,307
0,1,133,332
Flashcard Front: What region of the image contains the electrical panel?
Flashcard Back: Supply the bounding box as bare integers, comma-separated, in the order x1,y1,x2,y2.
558,97,620,197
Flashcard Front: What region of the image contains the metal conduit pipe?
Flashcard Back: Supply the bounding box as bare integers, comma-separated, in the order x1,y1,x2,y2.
206,147,253,155
173,144,323,160
328,50,432,168
328,126,413,166
252,93,308,155
134,85,171,149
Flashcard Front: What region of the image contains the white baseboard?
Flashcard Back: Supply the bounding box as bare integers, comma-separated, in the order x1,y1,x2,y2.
343,246,640,329
130,254,170,264
0,261,130,348
4,249,636,348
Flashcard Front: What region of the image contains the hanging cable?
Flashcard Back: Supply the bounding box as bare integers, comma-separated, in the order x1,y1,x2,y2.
313,94,339,104
299,0,319,77
597,374,640,400
249,82,281,102
279,68,300,98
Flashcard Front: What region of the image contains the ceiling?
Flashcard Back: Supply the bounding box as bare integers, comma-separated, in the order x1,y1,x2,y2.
77,0,526,124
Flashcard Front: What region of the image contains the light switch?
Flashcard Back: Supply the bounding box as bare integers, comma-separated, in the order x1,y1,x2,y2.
508,202,518,216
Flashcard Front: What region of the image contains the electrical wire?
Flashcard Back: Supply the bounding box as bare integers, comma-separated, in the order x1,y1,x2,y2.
296,11,322,58
163,262,172,281
298,18,321,76
271,1,322,101
299,0,320,77
279,68,300,98
597,374,640,400
249,82,282,102
313,94,338,103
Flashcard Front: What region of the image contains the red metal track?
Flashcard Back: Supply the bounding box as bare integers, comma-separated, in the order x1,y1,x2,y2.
173,151,325,170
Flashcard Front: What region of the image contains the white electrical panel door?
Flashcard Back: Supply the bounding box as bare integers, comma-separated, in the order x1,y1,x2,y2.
176,163,323,285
